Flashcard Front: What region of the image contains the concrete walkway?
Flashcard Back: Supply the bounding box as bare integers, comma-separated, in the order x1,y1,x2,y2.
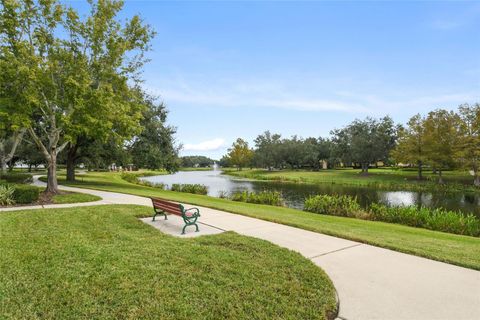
1,176,479,319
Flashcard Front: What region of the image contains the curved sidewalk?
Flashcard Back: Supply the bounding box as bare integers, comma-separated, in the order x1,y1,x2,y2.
1,176,479,320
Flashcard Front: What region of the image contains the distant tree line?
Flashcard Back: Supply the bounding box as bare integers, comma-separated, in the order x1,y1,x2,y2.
222,117,398,172
180,156,215,168
222,104,480,185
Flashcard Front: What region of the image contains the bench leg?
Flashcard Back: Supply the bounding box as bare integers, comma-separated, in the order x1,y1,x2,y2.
152,210,167,222
181,223,200,235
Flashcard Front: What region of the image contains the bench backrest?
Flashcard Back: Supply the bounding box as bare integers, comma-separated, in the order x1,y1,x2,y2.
151,197,183,216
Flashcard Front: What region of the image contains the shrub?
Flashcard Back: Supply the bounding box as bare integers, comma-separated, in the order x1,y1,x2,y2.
12,185,40,204
304,194,363,218
0,173,33,184
230,190,284,206
121,172,140,184
137,180,165,189
170,184,208,195
0,184,15,206
368,203,480,237
121,173,166,189
218,190,229,199
304,194,480,236
152,182,166,189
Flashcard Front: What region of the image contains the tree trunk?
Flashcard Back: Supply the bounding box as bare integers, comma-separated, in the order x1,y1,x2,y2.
473,166,480,186
474,174,480,187
0,130,25,174
66,143,78,182
46,151,59,194
28,164,32,172
438,170,444,184
0,157,6,174
360,163,369,175
417,161,423,180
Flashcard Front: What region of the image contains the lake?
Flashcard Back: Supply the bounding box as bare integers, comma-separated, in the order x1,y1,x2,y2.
142,169,480,217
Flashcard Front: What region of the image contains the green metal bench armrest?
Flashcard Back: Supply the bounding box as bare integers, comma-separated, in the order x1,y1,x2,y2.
184,207,200,217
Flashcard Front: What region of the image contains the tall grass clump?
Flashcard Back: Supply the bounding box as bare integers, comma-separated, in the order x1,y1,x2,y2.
230,190,284,206
218,190,229,199
121,173,166,189
369,203,480,237
137,180,165,189
0,184,15,206
304,194,363,218
170,184,208,195
121,172,140,184
304,194,480,236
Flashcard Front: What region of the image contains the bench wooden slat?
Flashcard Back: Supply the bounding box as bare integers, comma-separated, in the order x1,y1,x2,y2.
152,201,182,213
154,205,182,216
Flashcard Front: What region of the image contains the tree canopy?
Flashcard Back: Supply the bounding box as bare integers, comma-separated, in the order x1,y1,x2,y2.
391,114,427,179
0,0,157,192
227,138,253,170
331,117,398,173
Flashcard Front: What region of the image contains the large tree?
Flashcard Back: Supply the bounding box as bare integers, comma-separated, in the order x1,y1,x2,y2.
0,0,153,192
331,117,398,174
456,103,480,186
317,137,334,169
253,131,282,169
227,138,253,170
423,109,459,184
62,0,153,182
0,7,30,174
391,114,427,180
280,136,309,169
302,137,321,170
129,96,179,172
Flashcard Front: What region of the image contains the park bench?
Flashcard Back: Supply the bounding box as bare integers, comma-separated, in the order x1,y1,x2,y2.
151,197,201,234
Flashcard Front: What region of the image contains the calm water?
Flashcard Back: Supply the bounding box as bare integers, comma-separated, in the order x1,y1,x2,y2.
142,170,480,217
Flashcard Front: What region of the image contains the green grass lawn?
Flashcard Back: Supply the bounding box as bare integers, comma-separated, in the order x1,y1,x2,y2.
52,192,101,204
56,172,480,270
224,168,477,191
0,205,336,319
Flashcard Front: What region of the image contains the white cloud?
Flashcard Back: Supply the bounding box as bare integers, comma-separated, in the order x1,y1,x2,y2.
146,79,479,117
183,138,225,151
146,80,370,113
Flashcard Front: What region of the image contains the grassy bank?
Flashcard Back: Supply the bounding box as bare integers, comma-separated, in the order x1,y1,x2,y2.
0,205,336,319
56,172,480,270
51,192,101,204
224,168,479,192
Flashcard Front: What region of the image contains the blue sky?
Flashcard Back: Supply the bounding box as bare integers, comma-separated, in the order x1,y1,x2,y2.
74,1,480,159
